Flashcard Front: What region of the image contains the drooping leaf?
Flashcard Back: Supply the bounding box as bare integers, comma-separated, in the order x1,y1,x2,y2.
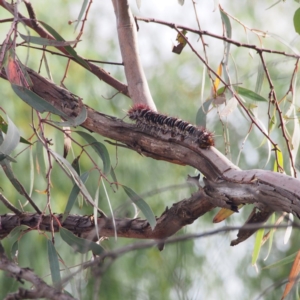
19,33,77,47
59,227,104,255
39,21,90,69
12,84,68,117
273,147,284,173
235,86,268,102
0,115,30,145
49,106,87,127
101,178,117,240
35,141,46,176
110,166,118,190
47,240,61,286
252,228,265,265
264,213,275,261
74,0,89,30
49,149,103,214
282,250,300,299
196,100,212,128
122,185,156,229
1,159,30,195
263,251,297,270
63,172,89,222
75,131,111,175
213,63,222,93
0,115,20,157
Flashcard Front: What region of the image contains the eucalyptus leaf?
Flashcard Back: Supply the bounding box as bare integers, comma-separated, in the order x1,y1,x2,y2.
60,227,104,255
19,33,77,47
123,185,156,230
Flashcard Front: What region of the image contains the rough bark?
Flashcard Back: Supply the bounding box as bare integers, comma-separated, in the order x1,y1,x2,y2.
1,67,300,244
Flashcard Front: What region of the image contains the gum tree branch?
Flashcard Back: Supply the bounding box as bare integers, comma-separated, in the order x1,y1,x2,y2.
0,0,129,96
111,0,157,110
1,67,300,244
0,243,75,300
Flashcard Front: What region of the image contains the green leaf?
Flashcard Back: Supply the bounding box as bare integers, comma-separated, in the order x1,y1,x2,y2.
1,159,29,195
110,167,118,190
63,171,89,222
196,100,212,127
252,228,264,265
35,141,46,176
71,156,81,176
273,147,283,172
0,115,20,156
47,240,61,286
264,213,275,261
39,21,90,70
49,106,87,127
263,251,297,269
122,186,156,230
19,33,77,47
216,86,267,102
235,86,268,102
294,8,300,34
74,0,89,31
49,150,102,213
59,227,104,255
0,115,31,145
11,240,18,260
219,8,231,65
12,84,68,117
75,131,111,175
7,225,30,240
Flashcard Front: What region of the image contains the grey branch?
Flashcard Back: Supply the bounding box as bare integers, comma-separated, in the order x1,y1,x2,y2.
111,0,157,110
1,67,300,244
0,243,75,300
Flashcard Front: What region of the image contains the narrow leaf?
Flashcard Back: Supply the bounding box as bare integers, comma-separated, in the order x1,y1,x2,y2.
264,213,275,261
39,21,90,69
284,214,294,244
63,172,89,222
282,250,300,299
196,100,212,128
75,131,111,175
263,252,297,270
0,115,20,156
19,33,77,47
49,150,103,214
35,141,46,176
213,63,222,93
49,106,87,127
122,186,156,229
110,167,118,190
252,228,264,265
12,84,68,117
59,227,104,255
235,86,268,102
74,0,89,31
47,240,61,286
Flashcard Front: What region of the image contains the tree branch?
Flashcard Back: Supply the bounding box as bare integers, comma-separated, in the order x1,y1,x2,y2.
0,243,75,300
111,0,156,110
0,0,129,97
0,189,214,240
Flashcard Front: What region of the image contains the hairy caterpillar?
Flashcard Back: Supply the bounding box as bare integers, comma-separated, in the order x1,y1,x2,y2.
128,104,214,149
